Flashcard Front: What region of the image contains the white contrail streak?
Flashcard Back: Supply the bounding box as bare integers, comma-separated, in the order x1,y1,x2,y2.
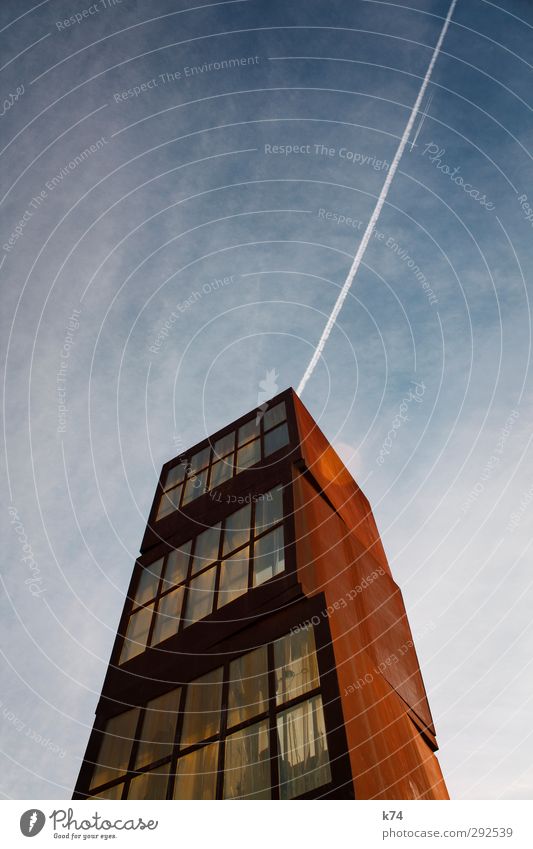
297,0,458,396
410,90,434,152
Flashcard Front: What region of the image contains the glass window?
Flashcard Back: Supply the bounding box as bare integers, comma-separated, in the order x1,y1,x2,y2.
236,438,261,471
180,668,223,747
253,527,285,587
127,764,169,799
120,604,154,664
222,504,251,555
274,629,320,705
191,523,221,575
135,689,181,769
223,721,271,799
173,743,219,800
164,462,187,491
133,559,163,607
218,548,250,608
151,587,184,646
263,402,286,431
89,709,140,789
227,647,269,728
209,457,233,489
162,541,191,589
189,447,210,473
238,417,260,446
276,696,331,799
92,782,124,799
182,468,208,505
156,484,182,519
212,432,234,459
255,486,284,534
264,423,290,457
183,566,216,626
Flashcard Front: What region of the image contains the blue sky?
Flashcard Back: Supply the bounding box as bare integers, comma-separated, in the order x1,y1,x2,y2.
1,0,532,800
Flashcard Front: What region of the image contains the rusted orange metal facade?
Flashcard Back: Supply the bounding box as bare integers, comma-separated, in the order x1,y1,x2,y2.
291,392,448,799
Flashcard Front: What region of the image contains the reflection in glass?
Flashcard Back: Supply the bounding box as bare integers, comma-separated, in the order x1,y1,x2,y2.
236,438,261,471
227,646,269,727
182,468,208,505
222,504,251,555
276,696,331,799
173,743,219,799
255,486,283,533
92,782,124,799
151,587,184,645
133,559,163,607
209,457,233,489
164,462,187,490
238,417,260,446
180,667,223,746
212,432,234,459
264,423,289,457
183,566,216,626
188,447,210,473
120,604,154,664
263,402,286,431
223,721,271,799
253,527,285,587
218,547,249,608
157,484,182,519
127,764,169,799
274,628,320,705
135,689,181,768
162,541,191,589
89,708,139,789
191,523,221,575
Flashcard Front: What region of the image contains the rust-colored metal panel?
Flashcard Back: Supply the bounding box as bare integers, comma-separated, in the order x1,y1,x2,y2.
292,458,448,799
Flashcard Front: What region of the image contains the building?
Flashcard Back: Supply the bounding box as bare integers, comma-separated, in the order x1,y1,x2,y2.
73,388,448,800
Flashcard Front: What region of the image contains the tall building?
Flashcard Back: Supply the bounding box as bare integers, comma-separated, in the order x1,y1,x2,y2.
73,388,448,800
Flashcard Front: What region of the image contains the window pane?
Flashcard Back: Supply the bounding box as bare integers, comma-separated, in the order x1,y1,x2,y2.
253,527,285,587
223,721,271,799
191,523,221,575
135,689,181,768
162,541,191,589
236,438,261,471
120,604,154,664
151,587,185,645
92,782,124,799
180,668,223,746
222,504,251,555
182,468,208,505
89,709,139,789
173,743,219,799
274,628,320,705
183,566,216,626
227,646,269,727
264,423,289,457
127,764,169,799
277,696,331,799
188,447,210,473
238,417,260,446
156,484,182,519
209,456,234,489
212,432,235,459
254,486,284,534
218,547,249,608
263,402,286,431
164,462,187,491
133,559,163,607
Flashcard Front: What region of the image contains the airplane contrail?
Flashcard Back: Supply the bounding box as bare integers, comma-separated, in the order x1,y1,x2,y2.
410,90,434,152
297,0,458,396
